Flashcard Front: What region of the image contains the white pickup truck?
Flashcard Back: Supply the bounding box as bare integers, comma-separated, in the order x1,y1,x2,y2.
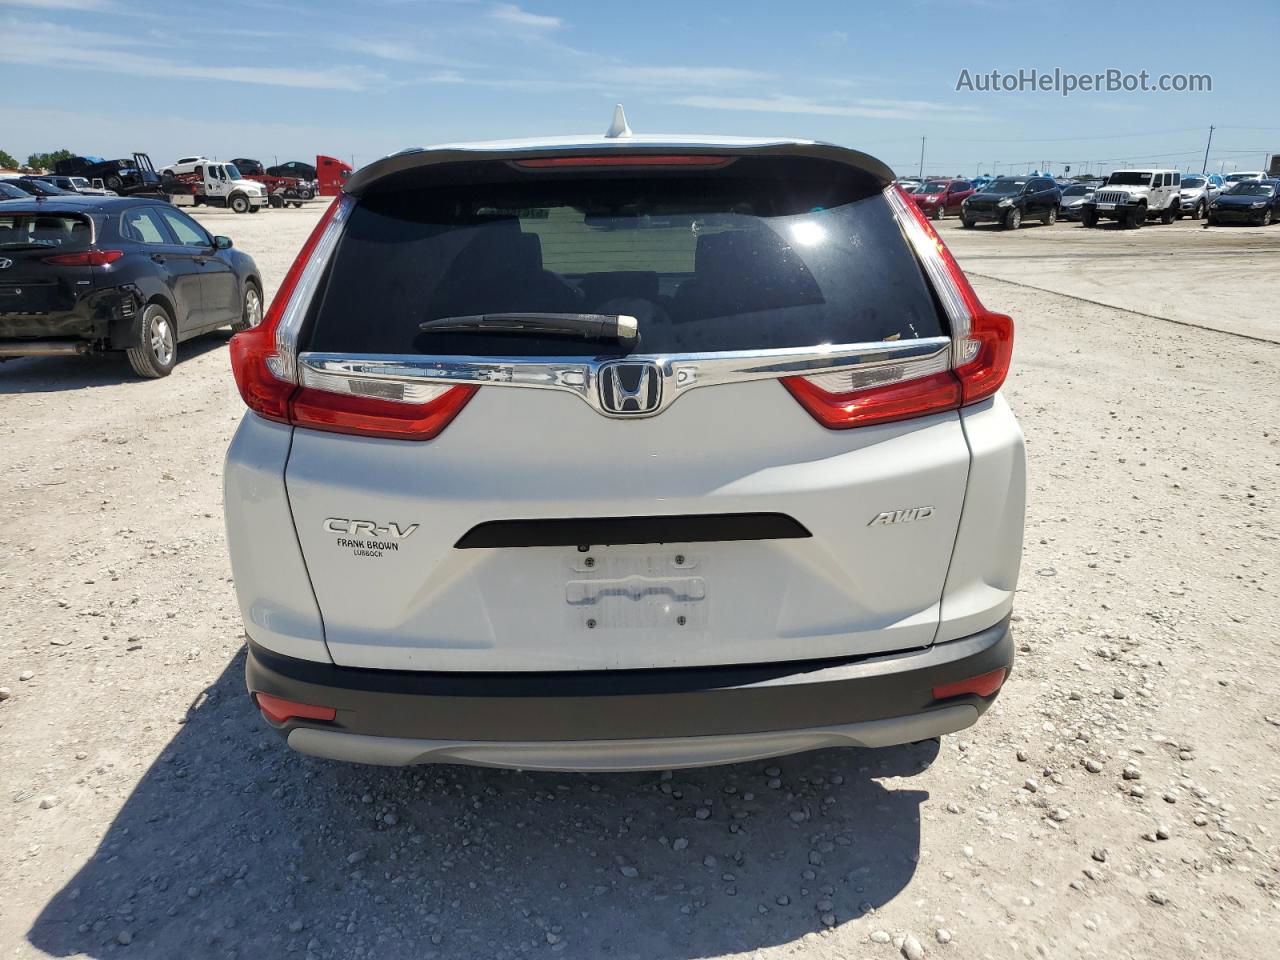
166,162,267,214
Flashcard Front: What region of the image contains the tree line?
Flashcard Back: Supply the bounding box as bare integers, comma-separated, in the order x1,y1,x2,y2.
0,148,77,171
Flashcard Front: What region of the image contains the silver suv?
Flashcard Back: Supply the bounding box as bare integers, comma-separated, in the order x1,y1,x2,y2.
224,122,1026,771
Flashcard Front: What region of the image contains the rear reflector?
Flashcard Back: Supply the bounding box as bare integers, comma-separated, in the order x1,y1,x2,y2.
515,155,732,169
255,693,336,725
782,185,1013,430
228,197,476,440
932,668,1008,700
43,249,124,266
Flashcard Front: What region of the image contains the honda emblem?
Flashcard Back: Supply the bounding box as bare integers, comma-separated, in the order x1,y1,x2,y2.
598,361,662,416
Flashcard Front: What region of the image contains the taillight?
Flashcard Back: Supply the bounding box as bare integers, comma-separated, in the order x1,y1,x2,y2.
783,369,962,430
782,184,1013,429
43,249,124,266
227,197,475,440
932,668,1008,700
254,692,336,725
289,384,477,441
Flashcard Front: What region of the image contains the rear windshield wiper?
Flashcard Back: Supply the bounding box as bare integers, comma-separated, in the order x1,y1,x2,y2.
419,312,638,343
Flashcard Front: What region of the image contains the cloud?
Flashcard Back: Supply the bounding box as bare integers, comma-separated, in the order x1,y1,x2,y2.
595,66,768,89
673,93,987,121
0,17,387,89
344,38,426,62
489,3,560,30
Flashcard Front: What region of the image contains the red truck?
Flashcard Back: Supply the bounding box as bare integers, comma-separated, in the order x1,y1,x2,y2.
315,155,352,196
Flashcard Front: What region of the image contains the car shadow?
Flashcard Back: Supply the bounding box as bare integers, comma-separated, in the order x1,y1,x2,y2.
0,330,232,394
29,648,934,959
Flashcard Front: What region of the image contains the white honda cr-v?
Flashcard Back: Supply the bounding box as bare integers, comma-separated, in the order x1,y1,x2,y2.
224,118,1026,771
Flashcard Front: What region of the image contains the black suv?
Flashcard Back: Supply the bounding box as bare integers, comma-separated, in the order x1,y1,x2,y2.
0,196,262,377
960,176,1062,230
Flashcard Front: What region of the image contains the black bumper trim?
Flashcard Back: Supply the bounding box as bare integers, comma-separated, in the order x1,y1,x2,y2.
246,617,1013,742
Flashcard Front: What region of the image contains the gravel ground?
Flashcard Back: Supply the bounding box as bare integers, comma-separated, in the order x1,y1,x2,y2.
0,204,1276,960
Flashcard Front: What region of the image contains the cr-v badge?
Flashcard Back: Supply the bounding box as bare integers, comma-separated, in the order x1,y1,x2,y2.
868,506,934,526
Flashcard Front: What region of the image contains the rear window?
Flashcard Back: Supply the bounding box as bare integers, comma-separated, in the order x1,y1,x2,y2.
304,157,945,358
0,213,92,251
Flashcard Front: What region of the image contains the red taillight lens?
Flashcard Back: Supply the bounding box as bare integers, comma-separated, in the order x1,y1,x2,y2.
932,668,1008,700
290,384,478,441
43,249,124,266
782,185,1013,430
783,370,962,430
954,307,1014,405
255,692,336,725
229,197,341,422
227,198,476,440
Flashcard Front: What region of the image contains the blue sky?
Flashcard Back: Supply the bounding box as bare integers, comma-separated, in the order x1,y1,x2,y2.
3,0,1278,177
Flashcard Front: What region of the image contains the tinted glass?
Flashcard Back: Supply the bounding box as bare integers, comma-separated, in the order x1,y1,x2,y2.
306,159,944,358
0,213,92,250
121,207,170,245
1226,182,1276,196
159,208,209,245
1108,172,1153,186
985,180,1027,194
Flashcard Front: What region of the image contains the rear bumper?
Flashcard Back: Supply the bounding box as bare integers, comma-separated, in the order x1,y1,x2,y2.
245,615,1013,770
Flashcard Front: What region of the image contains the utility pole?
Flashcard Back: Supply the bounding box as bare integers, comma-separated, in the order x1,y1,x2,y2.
1201,125,1214,174
918,137,925,180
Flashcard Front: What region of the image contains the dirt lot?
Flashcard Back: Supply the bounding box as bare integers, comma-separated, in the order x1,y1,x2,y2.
0,205,1276,960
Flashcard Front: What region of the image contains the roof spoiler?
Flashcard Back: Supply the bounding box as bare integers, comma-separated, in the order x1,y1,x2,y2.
344,141,897,197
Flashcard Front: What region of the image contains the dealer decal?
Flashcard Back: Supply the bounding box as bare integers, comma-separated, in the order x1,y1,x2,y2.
323,517,418,558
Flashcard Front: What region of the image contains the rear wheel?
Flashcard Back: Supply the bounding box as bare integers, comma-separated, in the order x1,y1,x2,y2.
230,282,263,333
1003,207,1021,230
230,194,250,214
126,302,177,378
